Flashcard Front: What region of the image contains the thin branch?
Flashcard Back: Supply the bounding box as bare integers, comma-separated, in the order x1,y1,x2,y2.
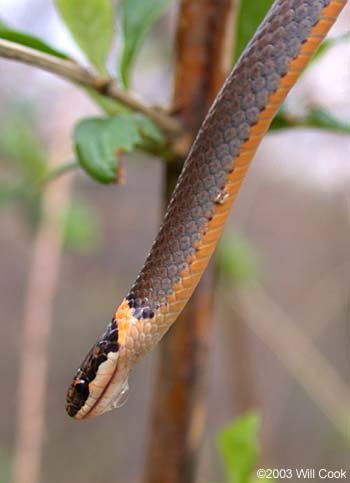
40,160,79,187
0,39,182,136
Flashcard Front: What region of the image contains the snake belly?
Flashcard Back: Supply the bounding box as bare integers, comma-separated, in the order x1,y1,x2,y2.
66,0,347,419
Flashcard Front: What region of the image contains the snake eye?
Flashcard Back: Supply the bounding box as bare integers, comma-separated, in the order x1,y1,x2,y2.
74,379,89,400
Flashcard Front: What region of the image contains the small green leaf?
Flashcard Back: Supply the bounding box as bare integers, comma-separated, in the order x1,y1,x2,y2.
75,116,135,183
63,199,100,252
218,232,257,286
0,23,69,59
118,0,171,88
217,413,260,483
74,112,162,183
55,0,114,73
234,0,274,62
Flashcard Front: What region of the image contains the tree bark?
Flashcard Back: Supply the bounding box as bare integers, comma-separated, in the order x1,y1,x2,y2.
144,2,237,482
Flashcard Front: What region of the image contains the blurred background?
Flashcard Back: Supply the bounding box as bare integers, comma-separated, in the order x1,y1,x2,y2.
0,1,349,482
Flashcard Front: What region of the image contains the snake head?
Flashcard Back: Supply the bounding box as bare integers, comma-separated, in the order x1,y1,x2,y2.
66,296,163,419
65,317,129,420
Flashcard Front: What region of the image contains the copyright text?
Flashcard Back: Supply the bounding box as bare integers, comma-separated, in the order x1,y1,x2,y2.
256,468,347,479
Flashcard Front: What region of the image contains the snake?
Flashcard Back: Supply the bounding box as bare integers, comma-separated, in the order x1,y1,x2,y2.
66,0,347,419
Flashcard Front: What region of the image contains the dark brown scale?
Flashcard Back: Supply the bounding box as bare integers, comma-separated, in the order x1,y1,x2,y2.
126,0,331,318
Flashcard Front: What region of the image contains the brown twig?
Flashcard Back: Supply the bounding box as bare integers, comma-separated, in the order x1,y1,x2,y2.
144,266,216,483
143,2,238,483
0,39,182,136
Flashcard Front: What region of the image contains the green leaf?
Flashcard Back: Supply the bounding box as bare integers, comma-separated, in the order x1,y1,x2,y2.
74,112,164,183
118,0,171,88
63,199,100,252
0,23,69,59
218,232,257,286
217,413,260,483
234,0,274,62
55,0,114,73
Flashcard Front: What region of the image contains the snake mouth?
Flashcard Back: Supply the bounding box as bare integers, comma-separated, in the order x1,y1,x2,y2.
81,353,129,420
66,350,130,420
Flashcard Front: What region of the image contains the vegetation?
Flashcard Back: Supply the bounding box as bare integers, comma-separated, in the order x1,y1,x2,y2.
0,1,349,483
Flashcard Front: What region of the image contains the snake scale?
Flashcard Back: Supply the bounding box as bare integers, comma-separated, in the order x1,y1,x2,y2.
66,0,347,419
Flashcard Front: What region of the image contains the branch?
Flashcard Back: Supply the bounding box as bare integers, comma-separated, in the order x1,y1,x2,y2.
40,160,79,187
0,39,182,136
143,2,238,482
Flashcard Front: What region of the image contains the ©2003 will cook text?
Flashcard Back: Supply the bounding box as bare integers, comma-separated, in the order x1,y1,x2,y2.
256,468,347,479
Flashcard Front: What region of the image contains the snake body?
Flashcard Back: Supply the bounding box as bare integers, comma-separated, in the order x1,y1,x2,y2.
66,0,347,419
